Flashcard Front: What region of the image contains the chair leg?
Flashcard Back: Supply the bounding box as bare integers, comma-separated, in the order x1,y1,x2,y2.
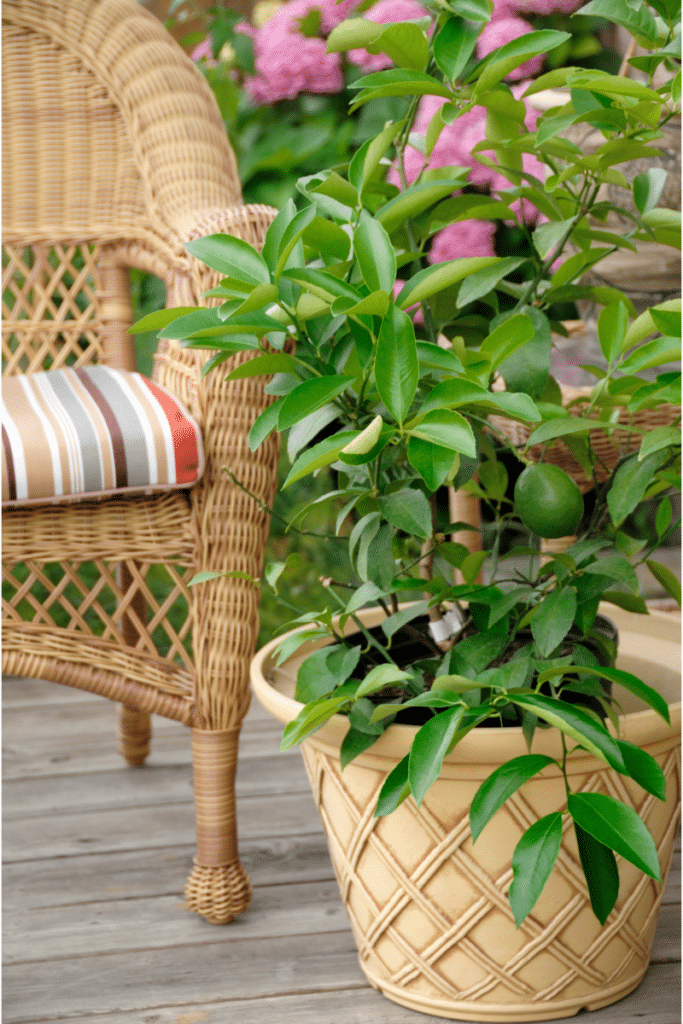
117,704,152,766
184,726,252,925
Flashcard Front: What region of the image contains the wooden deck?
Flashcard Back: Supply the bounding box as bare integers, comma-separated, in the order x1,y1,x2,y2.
3,674,680,1024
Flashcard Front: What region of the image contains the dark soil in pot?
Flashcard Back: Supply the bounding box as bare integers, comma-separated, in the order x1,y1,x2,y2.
339,614,617,727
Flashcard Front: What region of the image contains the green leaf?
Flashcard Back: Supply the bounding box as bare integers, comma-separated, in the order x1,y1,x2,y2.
278,375,353,432
495,307,552,399
507,693,626,772
344,581,387,616
409,706,464,807
525,417,601,446
509,813,563,927
633,167,669,216
649,308,681,338
375,21,430,72
607,453,662,526
646,559,681,606
281,267,361,304
457,258,527,309
281,694,352,750
532,219,574,261
249,397,284,451
376,305,418,425
582,555,638,592
156,308,222,340
620,337,680,375
376,178,469,236
531,586,577,657
224,353,295,381
574,823,619,926
381,601,431,641
283,430,358,487
598,302,629,365
354,213,396,294
656,495,673,539
407,436,455,490
473,31,571,94
408,409,476,457
536,664,670,725
295,644,359,703
460,550,488,585
356,663,413,698
380,488,432,539
272,628,329,668
262,199,297,276
301,216,351,260
470,754,557,843
310,170,359,209
274,204,318,280
568,792,661,880
364,522,395,591
185,234,270,285
129,306,201,333
598,591,649,615
616,739,666,800
433,15,480,82
446,0,493,21
396,257,501,310
326,17,384,52
349,118,405,194
479,312,536,372
577,0,659,43
340,725,382,769
349,68,453,95
375,753,411,816
638,426,681,462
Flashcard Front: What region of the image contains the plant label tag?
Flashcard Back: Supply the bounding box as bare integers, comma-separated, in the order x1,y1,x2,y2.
429,608,462,643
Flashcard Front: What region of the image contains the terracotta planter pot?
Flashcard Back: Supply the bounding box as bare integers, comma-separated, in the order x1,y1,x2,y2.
251,605,681,1022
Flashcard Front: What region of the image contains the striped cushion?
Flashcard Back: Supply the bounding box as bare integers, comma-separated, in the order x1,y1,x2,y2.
2,366,205,507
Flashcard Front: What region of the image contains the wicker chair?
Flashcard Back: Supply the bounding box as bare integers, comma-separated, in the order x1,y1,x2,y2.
2,0,280,925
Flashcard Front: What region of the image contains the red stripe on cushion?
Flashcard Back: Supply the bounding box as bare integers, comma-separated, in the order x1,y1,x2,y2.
141,378,201,485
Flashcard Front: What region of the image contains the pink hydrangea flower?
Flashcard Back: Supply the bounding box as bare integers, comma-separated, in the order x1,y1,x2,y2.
190,37,218,67
428,220,497,264
500,0,582,13
245,33,344,102
347,0,428,72
256,0,357,37
392,280,424,324
387,96,496,190
476,17,544,81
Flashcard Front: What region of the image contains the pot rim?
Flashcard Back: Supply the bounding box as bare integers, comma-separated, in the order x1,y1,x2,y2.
251,603,681,772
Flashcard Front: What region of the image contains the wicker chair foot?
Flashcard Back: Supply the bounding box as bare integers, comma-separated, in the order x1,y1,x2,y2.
117,704,152,766
184,859,252,924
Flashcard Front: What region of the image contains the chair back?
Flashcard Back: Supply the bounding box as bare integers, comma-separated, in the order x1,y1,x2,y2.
2,0,243,376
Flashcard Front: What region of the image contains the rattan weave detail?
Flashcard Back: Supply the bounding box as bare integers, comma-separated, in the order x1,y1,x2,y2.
299,735,680,1020
2,0,280,924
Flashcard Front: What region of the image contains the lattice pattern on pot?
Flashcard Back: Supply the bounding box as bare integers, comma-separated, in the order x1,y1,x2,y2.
2,243,105,375
2,557,194,672
300,741,680,1012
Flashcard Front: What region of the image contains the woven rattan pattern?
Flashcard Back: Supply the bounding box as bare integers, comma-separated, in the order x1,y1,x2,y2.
2,0,279,924
300,738,680,1019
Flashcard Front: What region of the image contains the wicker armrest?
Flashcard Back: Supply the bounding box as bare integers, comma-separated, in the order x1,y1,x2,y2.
152,202,281,729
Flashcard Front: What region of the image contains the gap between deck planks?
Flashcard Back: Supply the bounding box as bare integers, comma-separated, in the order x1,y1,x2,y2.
3,677,681,1024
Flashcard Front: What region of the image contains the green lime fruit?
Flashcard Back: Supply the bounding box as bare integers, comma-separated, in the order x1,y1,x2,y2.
514,463,584,539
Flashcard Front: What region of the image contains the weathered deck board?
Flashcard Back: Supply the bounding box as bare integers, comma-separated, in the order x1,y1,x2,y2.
3,966,679,1024
3,676,680,1024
